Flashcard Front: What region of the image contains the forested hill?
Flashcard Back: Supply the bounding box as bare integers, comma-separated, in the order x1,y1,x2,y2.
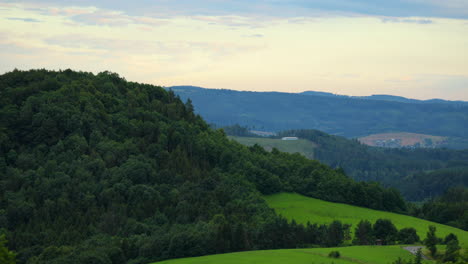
276,129,468,201
0,70,406,264
169,86,468,140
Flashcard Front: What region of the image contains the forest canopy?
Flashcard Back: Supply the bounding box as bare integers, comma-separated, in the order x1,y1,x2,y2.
0,69,406,263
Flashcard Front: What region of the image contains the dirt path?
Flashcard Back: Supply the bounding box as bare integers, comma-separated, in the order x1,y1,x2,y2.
402,246,429,260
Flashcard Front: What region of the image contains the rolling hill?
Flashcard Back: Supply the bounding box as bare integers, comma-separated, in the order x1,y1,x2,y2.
153,245,431,264
264,193,468,246
170,86,468,142
229,133,468,201
300,90,468,105
0,69,411,264
154,193,467,264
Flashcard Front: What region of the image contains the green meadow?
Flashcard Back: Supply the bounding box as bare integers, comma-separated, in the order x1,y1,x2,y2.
154,245,432,264
264,193,468,246
229,136,316,159
154,194,467,264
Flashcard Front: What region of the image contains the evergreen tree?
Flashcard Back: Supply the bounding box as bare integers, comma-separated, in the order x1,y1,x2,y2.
414,248,422,264
443,233,458,244
353,220,374,245
443,239,461,262
423,225,438,257
325,220,345,247
0,235,16,264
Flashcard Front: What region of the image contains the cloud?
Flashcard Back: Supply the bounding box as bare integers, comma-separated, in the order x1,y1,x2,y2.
190,15,276,28
6,0,468,19
70,11,133,26
242,34,264,38
66,10,168,27
44,6,97,16
2,1,468,101
16,4,169,27
43,34,266,60
381,18,433,24
6,17,41,23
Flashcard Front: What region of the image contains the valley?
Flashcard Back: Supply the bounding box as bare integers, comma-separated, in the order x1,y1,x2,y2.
229,133,468,202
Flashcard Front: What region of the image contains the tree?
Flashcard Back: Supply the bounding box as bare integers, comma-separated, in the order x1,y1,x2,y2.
373,219,398,245
397,227,419,244
0,235,16,264
391,257,410,264
443,233,458,244
325,220,345,247
353,220,374,245
443,239,461,262
414,248,422,264
423,225,438,257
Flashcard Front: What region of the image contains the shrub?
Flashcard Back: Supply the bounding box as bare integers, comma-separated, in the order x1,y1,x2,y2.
328,251,340,258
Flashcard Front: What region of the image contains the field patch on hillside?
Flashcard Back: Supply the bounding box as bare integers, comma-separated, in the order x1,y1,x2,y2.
265,193,468,246
229,136,316,159
358,132,446,148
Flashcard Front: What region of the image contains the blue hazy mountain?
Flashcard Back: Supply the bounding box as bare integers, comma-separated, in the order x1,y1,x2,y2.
300,91,468,104
169,86,468,140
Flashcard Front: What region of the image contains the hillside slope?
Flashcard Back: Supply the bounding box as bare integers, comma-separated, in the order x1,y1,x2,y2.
154,245,428,264
0,69,407,264
265,193,468,246
228,136,316,159
230,132,468,201
170,86,468,140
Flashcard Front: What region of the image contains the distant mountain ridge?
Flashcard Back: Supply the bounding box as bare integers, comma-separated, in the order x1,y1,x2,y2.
170,86,468,105
169,86,468,141
300,90,468,105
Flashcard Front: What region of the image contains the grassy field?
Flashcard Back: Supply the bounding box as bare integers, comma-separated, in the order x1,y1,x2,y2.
154,245,433,264
229,136,316,159
265,193,468,246
358,132,446,147
152,193,468,264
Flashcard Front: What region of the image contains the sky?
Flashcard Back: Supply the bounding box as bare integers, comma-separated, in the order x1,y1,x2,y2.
1,0,468,100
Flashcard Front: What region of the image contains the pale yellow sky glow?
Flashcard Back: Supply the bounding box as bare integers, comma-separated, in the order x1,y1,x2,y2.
1,2,468,100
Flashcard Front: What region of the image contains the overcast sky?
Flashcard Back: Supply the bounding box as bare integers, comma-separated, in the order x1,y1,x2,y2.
1,0,468,100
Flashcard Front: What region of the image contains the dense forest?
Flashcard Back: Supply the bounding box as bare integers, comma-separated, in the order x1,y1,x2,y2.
411,187,468,231
275,129,468,201
0,70,408,264
170,86,468,144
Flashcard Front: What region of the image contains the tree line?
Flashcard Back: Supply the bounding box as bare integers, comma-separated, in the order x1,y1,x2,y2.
410,187,468,231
